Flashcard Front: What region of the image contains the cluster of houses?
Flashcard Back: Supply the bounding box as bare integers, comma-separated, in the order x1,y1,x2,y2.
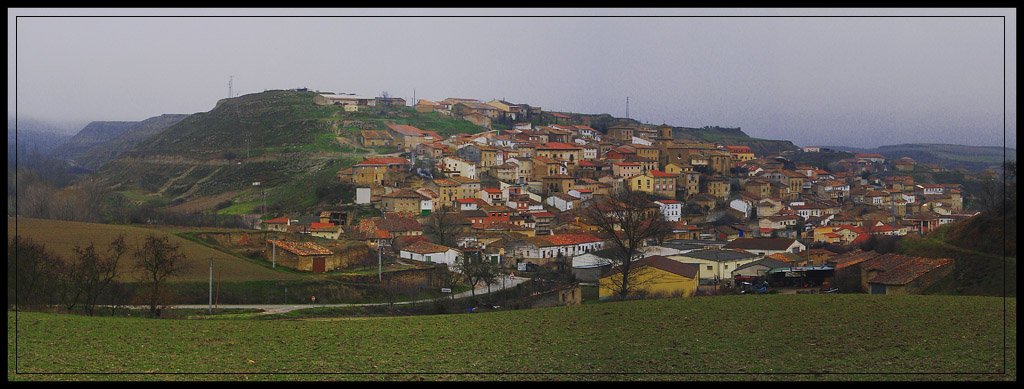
257,95,967,300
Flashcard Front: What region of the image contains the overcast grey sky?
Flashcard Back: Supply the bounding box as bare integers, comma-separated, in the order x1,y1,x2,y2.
8,8,1016,148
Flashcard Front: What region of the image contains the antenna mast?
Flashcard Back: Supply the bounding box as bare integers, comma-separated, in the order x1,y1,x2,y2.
228,76,233,98
626,96,630,119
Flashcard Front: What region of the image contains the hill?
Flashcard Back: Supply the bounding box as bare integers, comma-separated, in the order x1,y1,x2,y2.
899,213,1016,296
8,295,1015,380
92,91,485,214
7,217,300,282
827,144,1015,172
563,113,799,155
55,114,188,170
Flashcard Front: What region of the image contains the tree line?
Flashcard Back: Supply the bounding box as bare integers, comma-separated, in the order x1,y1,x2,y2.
8,234,188,317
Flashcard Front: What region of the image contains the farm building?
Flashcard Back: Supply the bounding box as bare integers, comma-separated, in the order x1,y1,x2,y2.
266,240,338,273
861,254,954,295
598,255,700,300
399,241,460,267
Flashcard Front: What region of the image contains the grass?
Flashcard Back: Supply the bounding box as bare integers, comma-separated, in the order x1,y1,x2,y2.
7,295,1015,380
216,200,259,215
8,217,300,282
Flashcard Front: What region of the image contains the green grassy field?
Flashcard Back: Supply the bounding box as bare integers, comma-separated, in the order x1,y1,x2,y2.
7,295,1015,381
8,217,301,282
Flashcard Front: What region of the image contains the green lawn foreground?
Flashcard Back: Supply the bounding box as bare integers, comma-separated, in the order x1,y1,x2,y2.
7,295,1016,381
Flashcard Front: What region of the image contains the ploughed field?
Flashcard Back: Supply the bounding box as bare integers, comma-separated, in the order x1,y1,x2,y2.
8,217,299,282
7,295,1015,381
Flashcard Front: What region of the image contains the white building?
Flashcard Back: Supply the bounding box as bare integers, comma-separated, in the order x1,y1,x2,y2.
654,200,682,222
399,241,461,267
442,156,478,179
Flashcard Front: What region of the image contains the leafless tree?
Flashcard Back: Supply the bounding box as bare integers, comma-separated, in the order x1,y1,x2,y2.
423,206,465,248
64,235,128,315
134,234,189,317
7,236,65,308
579,188,673,299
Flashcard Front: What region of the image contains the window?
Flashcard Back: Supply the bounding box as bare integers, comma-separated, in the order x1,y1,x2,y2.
706,265,713,271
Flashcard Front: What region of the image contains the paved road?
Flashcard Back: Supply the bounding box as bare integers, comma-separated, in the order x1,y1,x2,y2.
166,275,529,315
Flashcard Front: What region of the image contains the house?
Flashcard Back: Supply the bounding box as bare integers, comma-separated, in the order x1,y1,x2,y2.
381,189,432,216
506,233,605,263
313,93,377,108
359,130,392,147
545,192,579,212
260,217,292,232
385,123,439,151
309,222,341,240
612,162,643,178
725,145,755,161
723,237,806,256
399,241,461,267
598,256,700,300
352,157,412,186
441,156,478,179
266,240,337,273
655,200,682,222
669,249,760,281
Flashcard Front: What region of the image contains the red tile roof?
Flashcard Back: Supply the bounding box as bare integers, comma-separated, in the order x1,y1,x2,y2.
355,157,411,166
401,240,455,255
648,170,677,178
538,233,603,247
386,123,428,136
263,217,290,224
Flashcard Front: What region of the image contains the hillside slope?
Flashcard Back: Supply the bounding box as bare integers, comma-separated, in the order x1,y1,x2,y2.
899,213,1016,296
7,217,300,282
57,114,188,170
92,91,485,214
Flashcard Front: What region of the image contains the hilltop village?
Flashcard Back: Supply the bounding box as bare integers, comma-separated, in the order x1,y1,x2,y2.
257,93,975,299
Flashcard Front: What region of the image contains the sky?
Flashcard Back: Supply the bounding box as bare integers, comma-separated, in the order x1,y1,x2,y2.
8,8,1017,148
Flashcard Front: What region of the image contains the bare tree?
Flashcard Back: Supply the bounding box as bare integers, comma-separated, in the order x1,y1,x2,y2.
423,206,465,248
7,236,65,308
134,234,189,317
65,235,128,315
579,188,672,299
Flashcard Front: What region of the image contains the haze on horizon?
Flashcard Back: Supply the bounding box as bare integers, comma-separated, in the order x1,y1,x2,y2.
8,9,1017,148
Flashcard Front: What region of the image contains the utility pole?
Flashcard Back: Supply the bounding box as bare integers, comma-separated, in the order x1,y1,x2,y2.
228,75,233,98
378,245,383,282
626,96,630,119
272,240,277,269
208,258,213,314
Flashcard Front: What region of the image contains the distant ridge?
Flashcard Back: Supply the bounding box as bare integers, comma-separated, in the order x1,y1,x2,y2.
826,143,1015,172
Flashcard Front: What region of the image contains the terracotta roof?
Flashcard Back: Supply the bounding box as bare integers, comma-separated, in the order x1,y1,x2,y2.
310,222,336,231
263,217,290,224
401,240,455,255
386,123,428,136
355,157,411,166
647,169,679,177
536,233,603,247
538,142,581,150
267,240,333,256
864,254,953,285
829,250,884,269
